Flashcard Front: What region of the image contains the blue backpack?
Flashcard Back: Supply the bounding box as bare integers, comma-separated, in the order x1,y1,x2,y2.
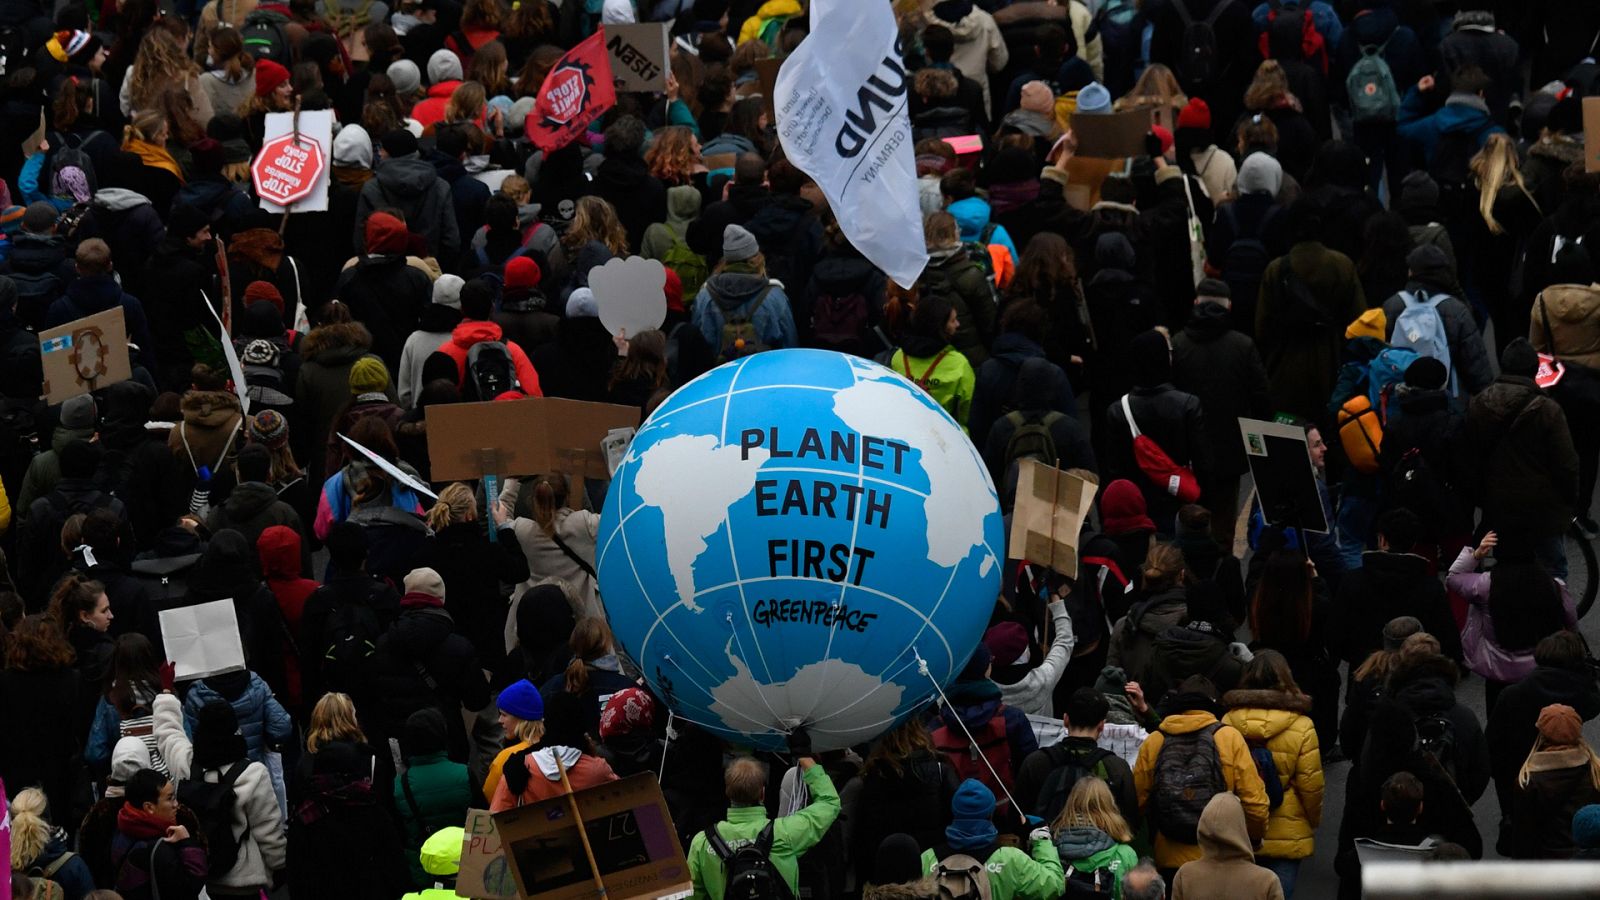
1364,346,1420,409
1391,291,1456,396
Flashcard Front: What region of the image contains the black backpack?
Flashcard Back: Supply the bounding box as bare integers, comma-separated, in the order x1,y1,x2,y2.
44,131,102,197
176,761,251,876
464,340,522,401
1170,0,1232,87
1429,131,1477,220
1033,743,1114,824
241,9,293,64
811,285,871,354
1151,723,1227,843
705,821,795,900
1415,713,1458,783
1273,261,1328,331
1218,204,1271,308
1064,865,1116,898
321,601,383,693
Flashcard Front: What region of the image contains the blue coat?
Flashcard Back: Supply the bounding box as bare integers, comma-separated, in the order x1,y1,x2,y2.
1395,88,1504,166
692,272,799,353
947,197,1019,264
182,672,294,762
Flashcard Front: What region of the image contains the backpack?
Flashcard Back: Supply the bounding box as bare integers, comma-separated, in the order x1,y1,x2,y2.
1429,131,1477,219
241,9,293,64
1170,0,1232,87
1273,261,1328,331
704,821,795,900
464,340,522,401
810,284,871,354
1120,394,1201,503
932,713,1016,813
931,854,993,900
714,284,774,363
27,850,78,898
1260,2,1328,74
1218,204,1271,309
46,131,102,197
1034,743,1114,823
7,267,63,328
1391,291,1456,395
321,601,384,693
660,232,709,301
1346,36,1400,124
960,222,1002,299
1000,410,1065,474
1246,736,1285,809
1063,864,1116,898
472,242,535,283
1390,445,1451,525
1337,392,1387,474
176,760,251,876
1151,722,1227,843
1415,713,1458,783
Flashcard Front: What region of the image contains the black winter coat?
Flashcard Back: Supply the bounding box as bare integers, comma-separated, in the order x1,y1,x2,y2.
1380,385,1471,537
206,481,308,571
427,521,529,666
1146,622,1243,704
849,750,957,885
1465,374,1578,538
1332,551,1461,666
1170,303,1272,477
0,667,81,819
336,255,433,372
1103,383,1210,530
1485,664,1600,827
183,529,289,696
1387,654,1493,805
20,479,129,601
745,195,824,331
970,333,1076,447
0,231,73,328
1508,749,1600,859
287,740,411,900
298,572,401,705
590,155,667,253
362,603,488,759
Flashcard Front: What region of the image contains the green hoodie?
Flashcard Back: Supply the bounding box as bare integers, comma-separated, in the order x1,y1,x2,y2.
1054,825,1138,899
890,345,976,433
918,836,1065,900
688,763,840,900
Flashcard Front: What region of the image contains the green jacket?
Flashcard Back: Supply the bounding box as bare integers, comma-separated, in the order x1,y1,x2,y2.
1056,829,1138,900
918,837,1065,900
688,763,841,900
395,753,472,886
890,347,977,432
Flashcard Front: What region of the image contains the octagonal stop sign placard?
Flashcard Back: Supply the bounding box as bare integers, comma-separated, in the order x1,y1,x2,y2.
252,134,326,208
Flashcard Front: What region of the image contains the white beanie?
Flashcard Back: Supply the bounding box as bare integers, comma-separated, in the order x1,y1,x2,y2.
427,48,464,85
433,274,465,309
332,123,373,169
566,287,599,318
1237,152,1284,197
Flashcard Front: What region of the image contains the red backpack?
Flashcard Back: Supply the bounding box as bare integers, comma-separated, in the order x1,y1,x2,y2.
933,711,1015,814
1120,395,1202,503
1259,3,1328,74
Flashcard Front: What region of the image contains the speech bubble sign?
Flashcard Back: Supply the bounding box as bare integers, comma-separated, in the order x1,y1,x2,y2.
590,256,668,340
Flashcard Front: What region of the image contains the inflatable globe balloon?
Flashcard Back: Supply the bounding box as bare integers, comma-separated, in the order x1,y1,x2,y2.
597,349,1004,752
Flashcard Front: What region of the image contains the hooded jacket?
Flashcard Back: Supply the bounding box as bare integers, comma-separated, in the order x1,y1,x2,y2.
169,390,245,477
1221,689,1324,860
924,2,1008,117
1396,87,1504,166
47,273,157,375
918,247,996,366
436,319,543,397
1256,241,1367,420
1507,745,1600,859
1531,282,1600,371
1171,793,1284,900
1385,653,1493,804
337,247,434,372
207,481,304,557
2,229,72,328
1134,713,1271,869
1171,302,1272,477
1380,283,1493,397
355,155,460,265
76,188,165,279
1105,587,1187,685
185,529,290,695
1464,374,1578,538
489,746,620,812
1333,550,1460,666
916,832,1064,900
180,671,294,763
1146,621,1243,703
296,322,391,483
1053,826,1137,896
363,599,488,757
691,272,800,353
970,333,1076,450
397,303,462,408
259,525,318,707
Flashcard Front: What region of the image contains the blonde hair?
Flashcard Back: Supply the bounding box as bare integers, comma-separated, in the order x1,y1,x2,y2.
1518,732,1600,790
1243,60,1293,112
307,692,366,752
9,788,52,870
446,81,488,125
923,210,959,249
426,482,477,531
1051,776,1133,843
1471,132,1538,235
501,174,531,203
1141,542,1186,592
124,110,168,148
128,29,196,113
1114,63,1187,112
564,196,629,256
506,716,546,744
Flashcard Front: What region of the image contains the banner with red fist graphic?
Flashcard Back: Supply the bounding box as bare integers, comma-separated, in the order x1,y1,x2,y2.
525,30,617,153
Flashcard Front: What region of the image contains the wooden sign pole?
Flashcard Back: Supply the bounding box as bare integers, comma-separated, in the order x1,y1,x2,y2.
554,754,608,898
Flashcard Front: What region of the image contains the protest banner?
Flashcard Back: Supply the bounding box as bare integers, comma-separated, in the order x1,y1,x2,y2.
426,398,640,482
605,23,669,93
255,109,334,213
1008,462,1098,578
1070,108,1151,159
1239,417,1328,533
39,306,130,404
159,599,247,681
457,809,519,900
526,32,617,153
774,0,928,287
492,774,689,900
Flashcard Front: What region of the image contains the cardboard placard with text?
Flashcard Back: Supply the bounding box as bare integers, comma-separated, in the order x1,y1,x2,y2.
426,398,641,482
1070,108,1151,159
1585,96,1600,174
491,774,689,900
606,23,670,93
457,809,519,900
1008,462,1098,577
39,306,131,404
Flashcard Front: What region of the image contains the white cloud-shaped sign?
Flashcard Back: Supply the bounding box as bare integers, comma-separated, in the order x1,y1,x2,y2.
590,256,668,339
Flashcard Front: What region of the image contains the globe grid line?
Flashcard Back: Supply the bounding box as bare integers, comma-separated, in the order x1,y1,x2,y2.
805,655,923,734
716,356,785,697
803,355,864,724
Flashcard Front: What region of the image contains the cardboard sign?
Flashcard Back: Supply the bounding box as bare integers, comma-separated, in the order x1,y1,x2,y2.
755,57,782,121
159,599,247,681
1586,97,1600,174
606,23,669,93
1239,417,1328,534
39,306,131,404
257,110,334,213
492,774,689,900
591,257,667,341
426,398,641,482
1070,108,1151,159
458,809,519,900
1008,462,1097,578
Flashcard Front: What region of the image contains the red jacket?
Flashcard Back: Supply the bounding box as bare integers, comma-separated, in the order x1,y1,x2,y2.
437,319,544,397
258,525,319,708
411,80,461,131
489,749,618,811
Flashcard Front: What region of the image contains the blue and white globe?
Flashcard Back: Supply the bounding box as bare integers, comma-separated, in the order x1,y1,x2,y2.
597,349,1004,752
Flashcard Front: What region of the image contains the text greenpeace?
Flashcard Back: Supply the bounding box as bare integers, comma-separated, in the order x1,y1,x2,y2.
775,0,927,287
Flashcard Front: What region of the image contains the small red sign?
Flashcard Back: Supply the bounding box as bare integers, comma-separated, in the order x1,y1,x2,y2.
1537,352,1566,390
252,133,326,208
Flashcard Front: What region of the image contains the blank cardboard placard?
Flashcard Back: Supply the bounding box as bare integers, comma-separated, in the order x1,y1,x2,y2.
1070,108,1151,159
1008,462,1098,577
458,809,519,900
426,398,642,482
160,599,247,681
492,774,689,900
1239,417,1328,533
1585,97,1600,174
591,256,668,339
258,110,335,213
39,306,131,404
605,23,669,93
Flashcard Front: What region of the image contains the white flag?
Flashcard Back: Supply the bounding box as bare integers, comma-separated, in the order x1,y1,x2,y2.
774,0,928,288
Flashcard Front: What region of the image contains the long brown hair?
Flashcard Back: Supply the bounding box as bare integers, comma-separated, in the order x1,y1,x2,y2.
1235,648,1304,695
1008,231,1077,302
863,717,937,778
209,27,255,82
5,615,75,670
563,196,629,256
460,0,504,31
564,617,613,694
47,574,106,633
502,0,553,40
52,76,93,131
609,330,668,393
1249,550,1314,645
513,45,565,99
467,41,510,97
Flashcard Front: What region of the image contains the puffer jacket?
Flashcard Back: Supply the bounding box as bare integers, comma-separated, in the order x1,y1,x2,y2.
1052,826,1137,897
362,596,489,757
1531,283,1600,371
181,670,294,763
1105,587,1187,686
436,318,543,397
1221,689,1324,860
1133,711,1270,869
153,693,287,890
207,481,304,557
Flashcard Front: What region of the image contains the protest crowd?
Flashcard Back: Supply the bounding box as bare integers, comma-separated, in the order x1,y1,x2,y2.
2,0,1600,897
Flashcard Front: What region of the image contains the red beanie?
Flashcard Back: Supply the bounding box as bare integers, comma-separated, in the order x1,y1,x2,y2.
983,622,1030,667
662,267,684,313
504,256,542,289
255,59,290,98
364,212,410,255
1100,479,1156,535
243,280,285,316
1177,98,1211,131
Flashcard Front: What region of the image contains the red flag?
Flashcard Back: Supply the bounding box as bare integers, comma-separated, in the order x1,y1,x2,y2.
524,29,617,153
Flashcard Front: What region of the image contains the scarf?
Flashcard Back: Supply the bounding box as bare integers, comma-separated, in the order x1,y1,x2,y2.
945,817,999,851
988,179,1041,214
116,803,174,840
400,591,445,609
123,137,184,182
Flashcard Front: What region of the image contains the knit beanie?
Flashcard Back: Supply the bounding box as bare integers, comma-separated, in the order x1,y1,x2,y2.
333,124,374,169
505,256,542,289
433,274,465,309
983,622,1029,667
498,679,544,721
566,287,599,318
1501,337,1539,378
1020,80,1054,115
250,409,290,449
1100,479,1155,534
1536,703,1584,746
1381,616,1423,651
243,280,286,317
1177,98,1211,131
61,393,97,429
1573,805,1600,849
951,779,996,819
723,224,759,262
1151,124,1173,156
1404,357,1448,391
387,59,423,96
46,30,101,66
255,59,290,97
1344,308,1386,340
403,566,446,600
1075,82,1111,114
364,211,410,254
874,834,925,886
427,48,464,84
349,357,390,395
1237,152,1284,196
403,707,449,757
1129,329,1171,387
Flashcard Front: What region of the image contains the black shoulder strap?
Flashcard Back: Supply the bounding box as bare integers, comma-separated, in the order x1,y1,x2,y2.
400,769,425,823
220,759,251,789
551,529,597,578
755,820,776,854
704,824,735,862
1171,0,1193,23
1203,0,1231,25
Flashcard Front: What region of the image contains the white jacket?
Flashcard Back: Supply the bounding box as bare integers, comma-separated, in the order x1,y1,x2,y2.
997,600,1076,716
500,478,602,618
153,692,288,890
925,6,1009,118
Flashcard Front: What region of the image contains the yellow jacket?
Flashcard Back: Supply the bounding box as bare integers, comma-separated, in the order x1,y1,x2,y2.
737,0,802,44
1133,710,1270,868
483,740,532,801
1221,690,1324,860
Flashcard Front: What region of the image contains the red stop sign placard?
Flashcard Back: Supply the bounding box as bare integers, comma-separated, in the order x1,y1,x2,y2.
252,133,326,207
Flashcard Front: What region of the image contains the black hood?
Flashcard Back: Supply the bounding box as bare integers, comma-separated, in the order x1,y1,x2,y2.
1389,654,1460,717
1182,301,1233,342
1357,550,1432,588
100,381,156,450
7,231,68,273
389,606,455,655
1153,622,1229,673
1012,355,1067,411
419,303,463,333
374,156,440,198
223,481,279,521
189,529,260,599
1517,666,1600,720
809,251,877,292
240,300,285,339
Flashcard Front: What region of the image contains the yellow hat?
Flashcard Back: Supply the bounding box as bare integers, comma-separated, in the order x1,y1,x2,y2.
349,356,390,395
420,826,464,877
1345,308,1386,340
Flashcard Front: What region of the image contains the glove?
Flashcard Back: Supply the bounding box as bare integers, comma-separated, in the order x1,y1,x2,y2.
159,661,176,693
1143,132,1164,159
1029,827,1052,844
1229,642,1255,663
787,726,813,759
502,748,533,797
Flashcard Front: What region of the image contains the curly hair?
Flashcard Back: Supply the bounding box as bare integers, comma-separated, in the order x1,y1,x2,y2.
127,29,196,114
460,0,505,32
645,126,700,185
445,80,487,125
5,614,75,670
563,195,629,256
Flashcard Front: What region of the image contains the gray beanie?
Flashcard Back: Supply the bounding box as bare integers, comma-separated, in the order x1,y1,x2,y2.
723,224,759,263
433,274,465,309
427,48,463,85
387,59,422,96
1237,152,1284,197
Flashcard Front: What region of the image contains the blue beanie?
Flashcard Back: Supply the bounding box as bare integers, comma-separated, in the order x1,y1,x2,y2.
497,679,544,722
1574,805,1600,849
951,779,996,820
